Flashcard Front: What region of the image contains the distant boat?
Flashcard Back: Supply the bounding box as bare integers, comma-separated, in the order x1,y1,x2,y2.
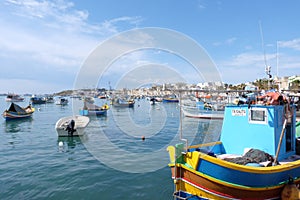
111,98,135,107
81,96,94,104
30,95,46,104
79,102,109,116
45,96,54,103
55,97,69,105
181,97,224,120
2,102,35,120
55,115,90,137
149,97,157,105
5,93,25,102
162,95,179,103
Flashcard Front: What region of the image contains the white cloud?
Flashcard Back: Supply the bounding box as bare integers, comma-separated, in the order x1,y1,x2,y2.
0,0,144,93
217,50,300,84
278,38,300,51
213,37,237,46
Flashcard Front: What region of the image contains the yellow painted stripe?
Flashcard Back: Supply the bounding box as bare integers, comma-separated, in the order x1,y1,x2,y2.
189,141,222,149
197,152,300,174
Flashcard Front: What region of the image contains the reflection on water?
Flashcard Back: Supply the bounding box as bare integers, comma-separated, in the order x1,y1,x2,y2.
4,118,33,133
57,135,87,152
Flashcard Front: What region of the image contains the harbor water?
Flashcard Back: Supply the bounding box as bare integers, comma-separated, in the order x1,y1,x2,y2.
0,96,222,200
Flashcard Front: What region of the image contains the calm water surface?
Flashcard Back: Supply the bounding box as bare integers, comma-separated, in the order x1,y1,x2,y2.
0,96,222,200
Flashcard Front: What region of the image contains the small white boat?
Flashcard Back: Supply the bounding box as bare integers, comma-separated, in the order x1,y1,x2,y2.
5,93,25,102
55,115,90,137
55,97,69,105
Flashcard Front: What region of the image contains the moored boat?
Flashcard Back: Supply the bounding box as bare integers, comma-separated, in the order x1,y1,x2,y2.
55,115,90,137
181,96,225,120
111,98,135,107
2,103,35,120
30,95,46,104
162,95,179,103
168,92,300,199
79,102,109,116
55,97,69,105
5,93,25,102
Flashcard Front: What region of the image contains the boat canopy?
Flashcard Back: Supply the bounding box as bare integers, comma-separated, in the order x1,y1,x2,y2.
7,103,26,114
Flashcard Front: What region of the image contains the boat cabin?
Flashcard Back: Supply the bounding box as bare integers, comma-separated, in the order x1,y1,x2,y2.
213,104,296,160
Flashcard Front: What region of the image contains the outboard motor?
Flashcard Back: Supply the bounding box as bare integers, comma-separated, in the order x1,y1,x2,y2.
66,119,76,136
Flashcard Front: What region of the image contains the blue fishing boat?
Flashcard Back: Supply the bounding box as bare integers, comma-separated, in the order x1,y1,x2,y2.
111,98,134,107
168,93,300,199
162,95,179,103
79,102,109,116
30,95,46,104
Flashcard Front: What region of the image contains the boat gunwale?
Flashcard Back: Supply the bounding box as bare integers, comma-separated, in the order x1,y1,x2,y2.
185,149,300,173
170,163,291,191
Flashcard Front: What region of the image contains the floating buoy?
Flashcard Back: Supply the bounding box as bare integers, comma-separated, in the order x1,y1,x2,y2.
141,136,145,141
58,141,63,147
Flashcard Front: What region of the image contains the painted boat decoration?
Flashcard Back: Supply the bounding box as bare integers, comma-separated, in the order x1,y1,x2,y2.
55,115,90,137
168,93,300,199
79,102,109,116
2,103,35,120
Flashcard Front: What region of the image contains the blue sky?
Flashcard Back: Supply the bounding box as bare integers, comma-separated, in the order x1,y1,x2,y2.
0,0,299,94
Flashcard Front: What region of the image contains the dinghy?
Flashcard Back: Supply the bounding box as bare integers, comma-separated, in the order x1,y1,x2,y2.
55,115,90,137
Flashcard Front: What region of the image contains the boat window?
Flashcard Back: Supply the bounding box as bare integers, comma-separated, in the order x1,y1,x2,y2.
249,108,268,124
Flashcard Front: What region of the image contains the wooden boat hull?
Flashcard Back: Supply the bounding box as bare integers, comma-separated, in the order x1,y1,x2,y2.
113,103,134,107
2,103,34,120
55,115,89,137
162,98,179,103
169,149,300,200
79,109,107,116
3,111,33,120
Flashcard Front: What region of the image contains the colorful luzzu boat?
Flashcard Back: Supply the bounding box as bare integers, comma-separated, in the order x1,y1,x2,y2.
168,99,300,199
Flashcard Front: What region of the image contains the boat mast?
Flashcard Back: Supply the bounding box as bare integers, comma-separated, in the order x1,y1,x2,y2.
259,21,272,90
179,90,188,151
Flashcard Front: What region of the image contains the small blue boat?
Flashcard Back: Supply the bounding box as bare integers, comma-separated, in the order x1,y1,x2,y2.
79,102,109,116
162,95,179,103
111,98,134,107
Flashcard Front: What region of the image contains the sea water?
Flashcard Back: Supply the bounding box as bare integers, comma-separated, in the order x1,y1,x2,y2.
0,96,222,200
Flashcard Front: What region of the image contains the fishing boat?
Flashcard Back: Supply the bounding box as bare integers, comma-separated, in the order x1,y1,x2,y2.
181,96,225,120
45,96,55,103
5,93,25,102
55,97,69,105
111,98,135,107
30,95,46,104
162,95,179,103
2,103,35,120
167,93,300,199
79,102,109,116
55,115,90,137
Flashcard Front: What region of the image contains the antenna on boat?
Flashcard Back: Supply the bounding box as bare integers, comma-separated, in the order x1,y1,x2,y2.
259,20,272,90
179,90,188,152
